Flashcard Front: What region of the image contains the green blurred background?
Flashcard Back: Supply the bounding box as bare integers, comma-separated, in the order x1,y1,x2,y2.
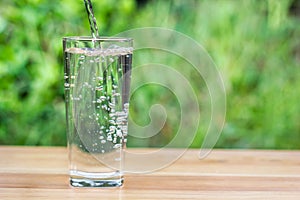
0,0,299,148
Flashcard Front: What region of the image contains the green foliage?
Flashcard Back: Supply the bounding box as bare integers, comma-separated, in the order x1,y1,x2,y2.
131,0,300,149
0,0,299,148
0,0,136,145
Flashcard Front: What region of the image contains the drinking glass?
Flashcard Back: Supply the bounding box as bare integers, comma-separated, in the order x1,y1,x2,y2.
63,37,133,187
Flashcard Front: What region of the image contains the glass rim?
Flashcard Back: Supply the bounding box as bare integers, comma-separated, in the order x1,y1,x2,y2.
63,36,133,42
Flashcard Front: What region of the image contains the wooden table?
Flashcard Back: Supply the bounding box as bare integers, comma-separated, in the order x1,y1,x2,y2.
0,146,299,199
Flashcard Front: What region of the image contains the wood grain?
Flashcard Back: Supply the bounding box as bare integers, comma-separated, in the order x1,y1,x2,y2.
0,146,299,199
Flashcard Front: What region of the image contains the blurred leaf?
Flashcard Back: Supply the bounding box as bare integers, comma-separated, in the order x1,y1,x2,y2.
0,0,299,149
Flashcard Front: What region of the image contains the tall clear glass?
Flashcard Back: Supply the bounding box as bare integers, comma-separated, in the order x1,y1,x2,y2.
63,37,133,187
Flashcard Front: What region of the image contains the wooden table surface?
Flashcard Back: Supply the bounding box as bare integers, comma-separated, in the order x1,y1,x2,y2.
0,146,299,199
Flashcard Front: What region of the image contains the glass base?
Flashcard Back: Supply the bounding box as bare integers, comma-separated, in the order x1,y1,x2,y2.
70,178,123,187
70,170,123,187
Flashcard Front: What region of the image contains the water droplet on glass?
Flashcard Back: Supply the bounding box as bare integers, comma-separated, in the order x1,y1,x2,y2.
101,140,106,144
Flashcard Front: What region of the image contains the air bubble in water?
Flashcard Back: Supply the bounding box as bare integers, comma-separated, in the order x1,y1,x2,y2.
112,93,120,97
109,120,115,124
101,104,108,110
107,135,112,141
95,86,103,91
113,144,121,149
100,96,106,101
95,57,100,63
116,129,122,137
